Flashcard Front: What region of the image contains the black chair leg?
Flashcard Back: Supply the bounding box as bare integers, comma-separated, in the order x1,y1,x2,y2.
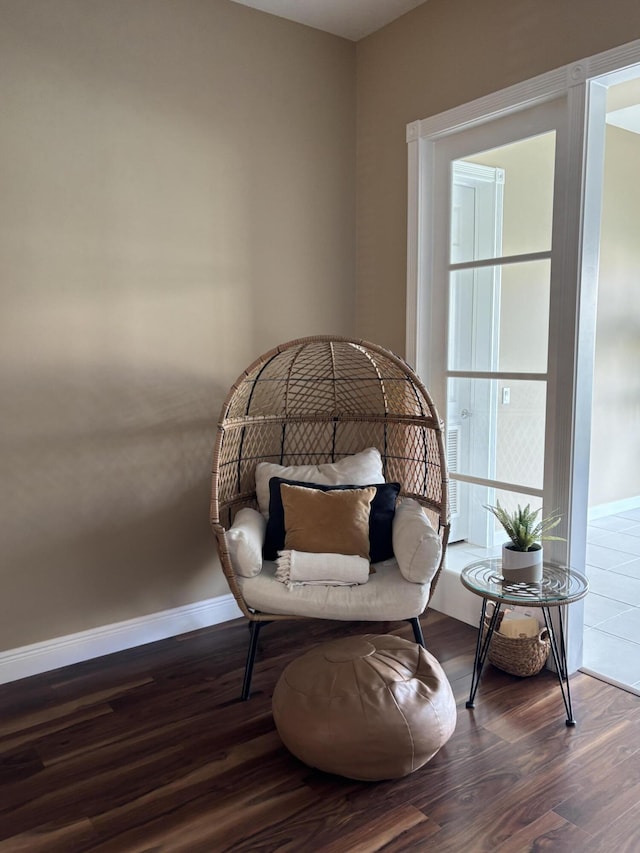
408,617,425,647
241,620,269,700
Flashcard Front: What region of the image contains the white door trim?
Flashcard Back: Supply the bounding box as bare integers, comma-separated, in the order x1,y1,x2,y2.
406,38,640,674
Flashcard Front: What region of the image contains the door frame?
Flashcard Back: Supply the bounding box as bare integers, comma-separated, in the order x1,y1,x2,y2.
406,38,640,670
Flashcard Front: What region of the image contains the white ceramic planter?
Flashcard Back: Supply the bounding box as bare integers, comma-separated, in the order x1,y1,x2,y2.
501,543,543,583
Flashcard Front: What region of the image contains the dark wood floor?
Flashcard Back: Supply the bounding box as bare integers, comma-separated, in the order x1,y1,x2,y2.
1,611,639,852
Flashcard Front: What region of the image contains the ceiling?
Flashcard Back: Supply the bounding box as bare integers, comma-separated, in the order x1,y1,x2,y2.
607,78,640,136
607,105,640,135
228,0,428,41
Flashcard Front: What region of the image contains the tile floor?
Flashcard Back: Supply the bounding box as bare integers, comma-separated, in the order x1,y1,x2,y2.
445,508,640,695
582,508,640,693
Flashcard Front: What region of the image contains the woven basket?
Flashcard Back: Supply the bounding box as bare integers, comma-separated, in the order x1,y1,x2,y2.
483,608,550,678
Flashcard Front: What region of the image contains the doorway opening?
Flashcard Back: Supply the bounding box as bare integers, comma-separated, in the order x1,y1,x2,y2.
582,72,640,695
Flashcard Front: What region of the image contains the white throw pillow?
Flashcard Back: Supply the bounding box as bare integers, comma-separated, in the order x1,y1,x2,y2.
392,498,442,584
254,447,384,517
225,508,267,578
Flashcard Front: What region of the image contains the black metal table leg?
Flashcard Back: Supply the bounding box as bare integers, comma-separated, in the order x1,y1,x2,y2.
461,560,588,726
542,605,576,726
466,599,502,709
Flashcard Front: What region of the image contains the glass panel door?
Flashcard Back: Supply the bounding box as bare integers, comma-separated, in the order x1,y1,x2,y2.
431,107,560,554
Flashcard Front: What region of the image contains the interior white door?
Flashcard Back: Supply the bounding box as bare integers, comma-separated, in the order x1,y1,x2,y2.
427,99,564,551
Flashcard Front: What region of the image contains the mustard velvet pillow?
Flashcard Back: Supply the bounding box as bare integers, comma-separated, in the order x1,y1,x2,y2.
281,484,376,560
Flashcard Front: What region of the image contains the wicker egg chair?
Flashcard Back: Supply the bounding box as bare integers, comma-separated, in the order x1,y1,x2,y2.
210,336,450,699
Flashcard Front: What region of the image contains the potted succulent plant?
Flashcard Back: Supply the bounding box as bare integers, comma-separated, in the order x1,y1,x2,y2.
484,500,564,583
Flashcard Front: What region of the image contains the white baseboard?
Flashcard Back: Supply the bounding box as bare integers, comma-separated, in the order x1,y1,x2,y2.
588,495,640,521
0,594,243,686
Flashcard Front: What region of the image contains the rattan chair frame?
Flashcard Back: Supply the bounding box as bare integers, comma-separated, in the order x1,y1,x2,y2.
210,335,450,697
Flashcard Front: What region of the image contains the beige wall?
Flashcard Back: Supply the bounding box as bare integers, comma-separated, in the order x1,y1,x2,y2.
0,0,356,651
355,0,640,356
4,0,640,657
589,125,640,507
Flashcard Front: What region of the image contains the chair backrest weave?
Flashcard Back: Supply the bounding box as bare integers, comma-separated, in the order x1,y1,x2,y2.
211,336,449,541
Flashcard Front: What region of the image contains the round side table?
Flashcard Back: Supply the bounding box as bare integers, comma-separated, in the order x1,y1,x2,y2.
461,559,589,726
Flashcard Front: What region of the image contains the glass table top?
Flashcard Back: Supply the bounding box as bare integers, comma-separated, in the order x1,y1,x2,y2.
460,558,589,606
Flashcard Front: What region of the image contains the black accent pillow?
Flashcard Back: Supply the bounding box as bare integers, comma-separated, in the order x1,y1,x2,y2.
263,477,401,562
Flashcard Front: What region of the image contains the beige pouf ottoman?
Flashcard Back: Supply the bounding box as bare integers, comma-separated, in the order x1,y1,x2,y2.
272,634,457,781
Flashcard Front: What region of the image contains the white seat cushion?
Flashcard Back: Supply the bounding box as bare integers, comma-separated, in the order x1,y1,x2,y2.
237,559,430,621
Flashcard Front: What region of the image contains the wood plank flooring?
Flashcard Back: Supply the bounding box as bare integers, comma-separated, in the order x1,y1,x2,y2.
0,612,639,852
